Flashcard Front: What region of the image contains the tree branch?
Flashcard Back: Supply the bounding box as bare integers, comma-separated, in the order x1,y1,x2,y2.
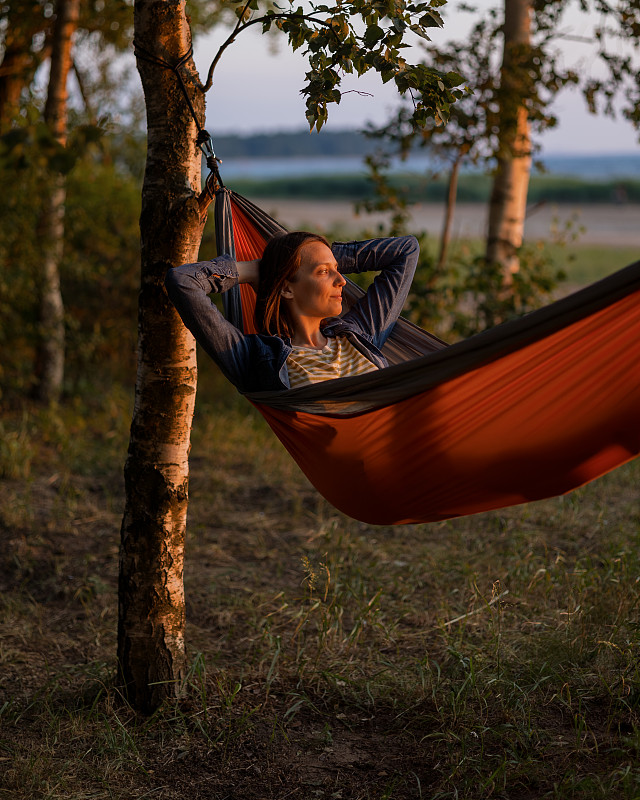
202,12,334,92
72,58,95,122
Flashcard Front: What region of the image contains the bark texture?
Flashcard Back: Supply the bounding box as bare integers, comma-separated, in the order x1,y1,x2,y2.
485,0,532,279
34,0,80,404
118,0,205,713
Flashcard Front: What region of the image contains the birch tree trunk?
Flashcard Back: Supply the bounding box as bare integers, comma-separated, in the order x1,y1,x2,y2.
118,0,205,713
436,155,462,274
33,0,79,404
485,0,532,280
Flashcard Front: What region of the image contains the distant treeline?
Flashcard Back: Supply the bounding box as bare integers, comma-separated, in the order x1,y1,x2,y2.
214,129,376,158
230,173,640,204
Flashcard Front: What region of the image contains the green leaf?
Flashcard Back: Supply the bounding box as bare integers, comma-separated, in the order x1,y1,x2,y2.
446,70,467,87
409,23,432,41
419,10,444,28
0,128,30,153
363,24,385,46
259,0,462,136
49,149,78,175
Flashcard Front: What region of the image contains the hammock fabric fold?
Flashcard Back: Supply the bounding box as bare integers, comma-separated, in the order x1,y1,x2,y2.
213,188,640,525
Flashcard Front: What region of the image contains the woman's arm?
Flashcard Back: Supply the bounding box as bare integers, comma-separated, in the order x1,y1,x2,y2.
236,259,260,289
330,236,419,350
164,255,259,389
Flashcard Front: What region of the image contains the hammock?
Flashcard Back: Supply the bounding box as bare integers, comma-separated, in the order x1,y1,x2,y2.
212,188,640,526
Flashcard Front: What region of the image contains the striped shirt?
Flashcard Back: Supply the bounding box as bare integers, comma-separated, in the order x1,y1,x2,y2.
287,335,379,388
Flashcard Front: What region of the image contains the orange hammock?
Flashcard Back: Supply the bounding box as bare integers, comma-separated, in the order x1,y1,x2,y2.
213,189,640,525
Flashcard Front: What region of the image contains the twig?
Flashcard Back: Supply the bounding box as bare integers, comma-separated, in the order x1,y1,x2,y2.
72,59,95,122
437,589,510,629
341,90,374,97
202,12,336,92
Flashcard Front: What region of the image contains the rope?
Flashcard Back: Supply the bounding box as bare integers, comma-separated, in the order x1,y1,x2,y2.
133,39,224,189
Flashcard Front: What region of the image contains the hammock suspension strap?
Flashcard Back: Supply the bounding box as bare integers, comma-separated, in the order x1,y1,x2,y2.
132,39,224,212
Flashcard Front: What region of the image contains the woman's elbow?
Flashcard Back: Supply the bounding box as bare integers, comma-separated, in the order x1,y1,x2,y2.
398,235,419,265
164,266,189,299
404,235,419,256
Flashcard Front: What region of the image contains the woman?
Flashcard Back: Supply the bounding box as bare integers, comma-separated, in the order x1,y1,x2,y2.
165,232,419,393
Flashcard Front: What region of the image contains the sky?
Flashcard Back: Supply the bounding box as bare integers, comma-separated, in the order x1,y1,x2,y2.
192,1,640,154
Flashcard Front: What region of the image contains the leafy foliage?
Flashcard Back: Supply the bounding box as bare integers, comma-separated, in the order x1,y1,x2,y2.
353,2,589,330
212,0,466,130
439,244,567,337
366,13,498,166
395,236,566,340
538,0,640,136
0,0,136,132
361,4,579,205
1,118,106,174
0,137,141,398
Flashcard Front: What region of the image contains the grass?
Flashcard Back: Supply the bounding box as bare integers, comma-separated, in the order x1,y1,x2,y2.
1,347,640,799
407,235,638,291
556,245,639,286
1,244,639,799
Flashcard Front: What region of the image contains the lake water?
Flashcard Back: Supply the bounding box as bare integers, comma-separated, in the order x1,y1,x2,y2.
219,153,640,180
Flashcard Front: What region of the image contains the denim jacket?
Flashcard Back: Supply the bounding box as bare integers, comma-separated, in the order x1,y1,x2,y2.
165,235,419,394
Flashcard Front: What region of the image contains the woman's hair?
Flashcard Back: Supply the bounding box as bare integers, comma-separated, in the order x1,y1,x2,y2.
255,231,330,338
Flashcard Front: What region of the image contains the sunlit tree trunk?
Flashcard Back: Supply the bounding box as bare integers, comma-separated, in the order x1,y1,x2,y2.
485,0,532,280
0,1,50,130
118,0,206,713
436,154,463,274
0,47,30,127
34,0,80,403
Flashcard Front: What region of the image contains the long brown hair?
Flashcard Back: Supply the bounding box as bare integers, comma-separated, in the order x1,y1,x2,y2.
255,231,330,338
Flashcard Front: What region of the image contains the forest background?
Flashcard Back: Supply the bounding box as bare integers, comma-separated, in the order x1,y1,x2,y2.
1,0,640,798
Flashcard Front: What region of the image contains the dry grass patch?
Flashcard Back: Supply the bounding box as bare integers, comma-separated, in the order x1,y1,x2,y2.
1,379,640,799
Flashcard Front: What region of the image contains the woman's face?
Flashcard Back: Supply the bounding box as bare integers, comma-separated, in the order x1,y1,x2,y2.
282,241,346,323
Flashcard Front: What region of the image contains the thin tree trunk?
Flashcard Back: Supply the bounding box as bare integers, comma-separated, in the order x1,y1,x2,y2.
0,2,50,130
0,48,32,126
485,0,532,280
436,155,462,274
34,0,80,404
34,177,67,402
118,0,206,713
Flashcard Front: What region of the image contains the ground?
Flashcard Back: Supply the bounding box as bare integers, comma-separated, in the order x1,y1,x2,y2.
1,367,640,798
1,203,639,798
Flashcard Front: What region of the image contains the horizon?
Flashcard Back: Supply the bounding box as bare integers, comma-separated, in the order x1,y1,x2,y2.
207,130,640,162
211,128,640,159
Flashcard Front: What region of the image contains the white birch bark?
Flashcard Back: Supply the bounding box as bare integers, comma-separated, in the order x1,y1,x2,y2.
34,0,80,403
118,0,206,712
485,0,532,280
